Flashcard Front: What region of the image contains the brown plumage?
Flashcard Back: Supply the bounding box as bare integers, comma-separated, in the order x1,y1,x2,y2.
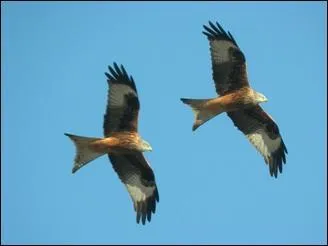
180,21,288,178
65,63,159,224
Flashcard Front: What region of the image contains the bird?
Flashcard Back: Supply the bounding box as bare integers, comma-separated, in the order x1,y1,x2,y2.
180,21,288,178
65,62,159,224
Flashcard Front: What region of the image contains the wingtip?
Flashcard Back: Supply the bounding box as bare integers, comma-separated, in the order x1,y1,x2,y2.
113,62,120,72
269,167,278,179
104,72,111,79
147,212,152,223
136,211,141,224
215,21,223,29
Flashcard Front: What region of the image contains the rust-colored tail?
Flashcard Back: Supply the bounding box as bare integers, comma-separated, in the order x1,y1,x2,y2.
64,133,105,173
180,98,218,131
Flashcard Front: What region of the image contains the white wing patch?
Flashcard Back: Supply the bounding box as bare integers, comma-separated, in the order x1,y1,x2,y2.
210,40,235,64
246,128,282,164
125,175,155,203
109,83,137,107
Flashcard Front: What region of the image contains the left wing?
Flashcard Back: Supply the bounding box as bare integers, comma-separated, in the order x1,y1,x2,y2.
203,21,250,96
104,63,139,136
227,106,288,178
108,153,159,224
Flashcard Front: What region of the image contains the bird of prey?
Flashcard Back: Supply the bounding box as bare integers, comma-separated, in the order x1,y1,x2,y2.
65,63,159,224
180,21,288,178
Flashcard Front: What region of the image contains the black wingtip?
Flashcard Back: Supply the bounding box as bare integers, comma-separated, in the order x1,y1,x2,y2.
104,72,111,80
147,210,152,222
136,207,141,224
113,62,121,74
105,62,138,93
133,188,159,225
142,214,146,225
155,188,159,202
202,20,239,47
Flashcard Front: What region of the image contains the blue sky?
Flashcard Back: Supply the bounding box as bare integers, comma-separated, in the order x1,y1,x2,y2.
1,1,327,244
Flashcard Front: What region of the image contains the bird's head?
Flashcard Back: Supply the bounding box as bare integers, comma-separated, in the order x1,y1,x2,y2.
140,139,153,152
254,91,268,104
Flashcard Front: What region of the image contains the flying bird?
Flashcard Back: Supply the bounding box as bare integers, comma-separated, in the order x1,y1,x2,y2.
65,63,159,224
180,21,288,178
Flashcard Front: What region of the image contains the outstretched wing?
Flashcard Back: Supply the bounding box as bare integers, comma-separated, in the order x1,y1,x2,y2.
227,106,288,178
109,153,159,224
104,63,139,136
203,21,250,96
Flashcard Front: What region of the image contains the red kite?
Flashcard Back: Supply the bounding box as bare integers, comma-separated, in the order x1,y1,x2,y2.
65,63,159,224
181,21,288,178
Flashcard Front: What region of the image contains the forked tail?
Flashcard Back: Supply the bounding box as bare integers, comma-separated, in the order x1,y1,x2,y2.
64,133,105,173
180,98,218,131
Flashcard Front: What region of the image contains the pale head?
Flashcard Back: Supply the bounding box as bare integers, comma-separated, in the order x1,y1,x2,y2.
254,91,268,104
139,139,153,152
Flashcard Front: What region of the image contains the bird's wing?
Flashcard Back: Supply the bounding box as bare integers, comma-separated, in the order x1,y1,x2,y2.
104,63,139,136
227,106,288,178
108,153,159,224
203,21,250,96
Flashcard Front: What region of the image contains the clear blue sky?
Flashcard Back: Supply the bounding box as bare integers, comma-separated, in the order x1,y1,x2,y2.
1,2,327,244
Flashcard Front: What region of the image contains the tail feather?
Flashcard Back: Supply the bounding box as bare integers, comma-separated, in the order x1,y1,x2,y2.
180,98,218,131
64,133,105,173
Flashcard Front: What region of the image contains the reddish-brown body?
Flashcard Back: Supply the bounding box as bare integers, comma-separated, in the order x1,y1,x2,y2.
201,87,257,115
181,86,265,131
89,132,141,154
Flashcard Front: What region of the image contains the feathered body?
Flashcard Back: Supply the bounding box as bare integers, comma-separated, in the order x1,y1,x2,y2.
65,63,159,224
181,21,287,178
